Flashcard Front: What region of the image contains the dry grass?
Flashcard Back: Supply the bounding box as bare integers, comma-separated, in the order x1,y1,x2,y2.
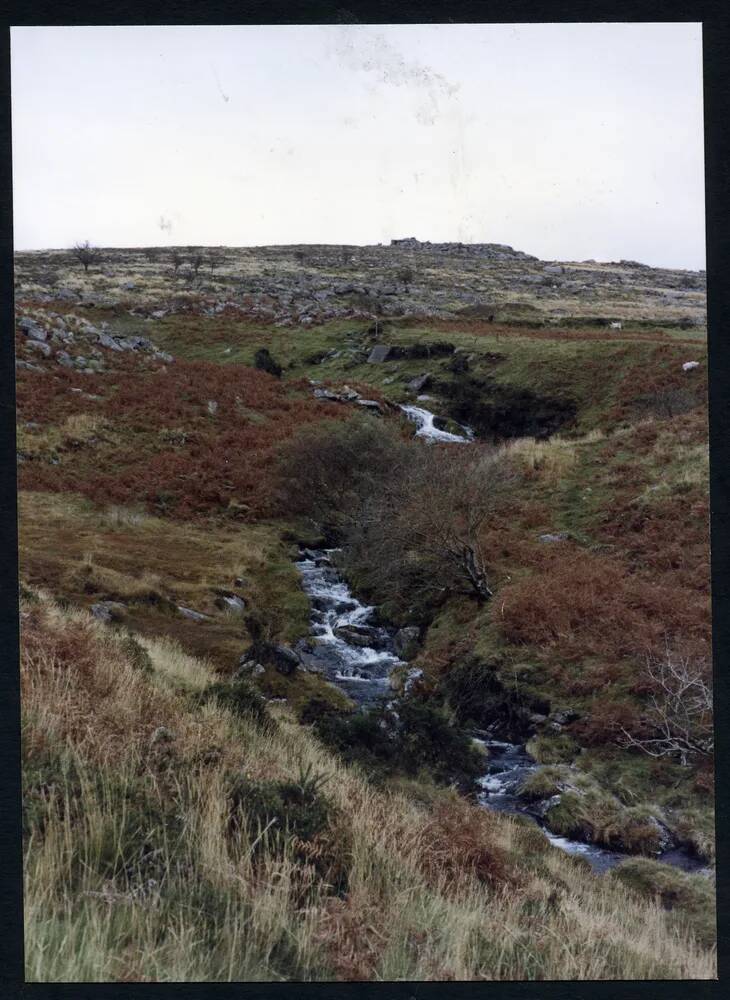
506,435,578,484
18,490,310,662
22,591,716,982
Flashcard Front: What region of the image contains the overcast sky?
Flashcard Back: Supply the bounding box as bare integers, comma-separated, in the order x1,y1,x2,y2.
11,23,705,269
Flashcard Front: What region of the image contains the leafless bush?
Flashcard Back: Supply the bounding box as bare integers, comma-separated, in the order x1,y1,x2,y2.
72,240,99,273
619,645,713,765
634,387,698,421
352,444,515,605
395,265,415,290
277,417,514,606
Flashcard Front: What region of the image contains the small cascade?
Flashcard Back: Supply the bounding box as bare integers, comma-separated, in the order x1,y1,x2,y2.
475,739,709,875
399,404,474,443
295,548,403,706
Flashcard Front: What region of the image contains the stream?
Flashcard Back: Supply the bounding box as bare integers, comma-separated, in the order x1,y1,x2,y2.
294,404,707,876
399,404,474,443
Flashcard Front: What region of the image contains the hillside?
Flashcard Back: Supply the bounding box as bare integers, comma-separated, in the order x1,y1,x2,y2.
15,243,715,981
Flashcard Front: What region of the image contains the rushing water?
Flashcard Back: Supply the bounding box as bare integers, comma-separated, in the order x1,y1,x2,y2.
399,404,474,443
295,548,403,706
295,404,708,876
475,740,706,875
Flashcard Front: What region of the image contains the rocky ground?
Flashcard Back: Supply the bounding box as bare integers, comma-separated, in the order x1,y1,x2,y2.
15,238,706,337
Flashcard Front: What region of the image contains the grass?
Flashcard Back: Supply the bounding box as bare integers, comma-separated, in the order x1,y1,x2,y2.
19,491,310,660
22,590,716,981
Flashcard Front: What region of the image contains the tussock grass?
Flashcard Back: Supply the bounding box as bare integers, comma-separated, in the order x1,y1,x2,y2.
506,436,578,484
22,590,716,981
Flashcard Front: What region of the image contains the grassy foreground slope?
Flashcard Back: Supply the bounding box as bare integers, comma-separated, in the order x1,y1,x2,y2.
22,589,715,982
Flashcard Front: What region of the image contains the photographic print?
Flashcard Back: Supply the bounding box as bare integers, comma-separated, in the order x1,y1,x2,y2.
12,22,715,982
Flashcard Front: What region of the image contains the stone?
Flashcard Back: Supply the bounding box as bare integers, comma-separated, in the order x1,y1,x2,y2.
543,265,564,276
90,600,127,623
254,347,283,376
682,361,700,372
313,388,341,402
56,351,74,368
393,626,420,660
356,399,383,413
26,340,52,357
177,605,210,621
214,592,246,614
333,624,380,647
407,373,431,393
271,644,300,675
150,726,175,745
207,400,218,415
367,345,391,363
24,323,48,342
97,331,124,352
538,532,570,543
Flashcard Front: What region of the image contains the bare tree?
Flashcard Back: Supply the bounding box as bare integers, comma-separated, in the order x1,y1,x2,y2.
619,645,714,765
357,445,514,604
395,265,415,291
171,250,183,275
277,418,515,608
72,240,98,273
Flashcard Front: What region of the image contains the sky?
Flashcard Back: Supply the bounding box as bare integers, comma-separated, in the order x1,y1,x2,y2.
11,23,706,269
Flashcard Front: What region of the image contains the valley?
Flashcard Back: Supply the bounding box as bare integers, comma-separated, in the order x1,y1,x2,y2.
15,240,714,981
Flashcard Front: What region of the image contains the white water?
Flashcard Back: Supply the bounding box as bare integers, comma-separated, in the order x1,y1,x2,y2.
295,548,403,705
476,739,706,875
399,404,474,443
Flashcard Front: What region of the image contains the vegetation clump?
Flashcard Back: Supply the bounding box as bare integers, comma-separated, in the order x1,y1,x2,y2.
305,695,485,793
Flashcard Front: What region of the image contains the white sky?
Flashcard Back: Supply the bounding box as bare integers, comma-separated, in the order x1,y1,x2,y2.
11,23,706,269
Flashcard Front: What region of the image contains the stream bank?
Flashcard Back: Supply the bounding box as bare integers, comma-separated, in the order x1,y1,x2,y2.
294,545,707,877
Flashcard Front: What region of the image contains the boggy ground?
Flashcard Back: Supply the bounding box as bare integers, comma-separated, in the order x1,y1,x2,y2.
15,244,714,980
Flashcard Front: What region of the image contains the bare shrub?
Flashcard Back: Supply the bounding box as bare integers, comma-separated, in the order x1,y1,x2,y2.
72,240,99,273
353,444,515,605
277,418,514,606
618,645,713,765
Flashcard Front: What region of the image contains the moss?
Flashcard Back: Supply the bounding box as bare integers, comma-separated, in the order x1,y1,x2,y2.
543,786,668,856
610,858,716,947
518,768,562,803
526,733,579,765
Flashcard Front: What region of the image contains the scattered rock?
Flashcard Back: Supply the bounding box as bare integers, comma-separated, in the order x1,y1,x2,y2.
393,626,420,660
367,345,391,363
538,532,570,543
407,373,431,393
26,340,52,358
207,400,218,416
214,591,246,614
150,726,175,746
254,347,283,376
333,624,379,647
177,605,210,622
90,600,127,623
271,644,301,675
97,331,124,352
682,361,700,372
